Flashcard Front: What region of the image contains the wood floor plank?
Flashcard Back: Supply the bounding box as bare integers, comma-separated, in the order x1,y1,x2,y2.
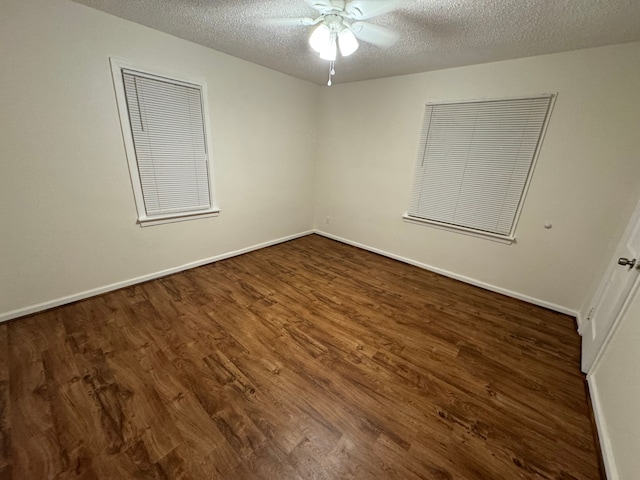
104,350,182,463
1,234,601,479
0,326,10,476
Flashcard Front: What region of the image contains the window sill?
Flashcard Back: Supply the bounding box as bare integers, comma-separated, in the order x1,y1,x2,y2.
138,209,220,227
402,214,515,245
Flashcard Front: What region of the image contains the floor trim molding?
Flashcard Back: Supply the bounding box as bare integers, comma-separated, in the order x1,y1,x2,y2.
1,229,579,321
0,230,314,323
587,375,617,479
313,229,578,318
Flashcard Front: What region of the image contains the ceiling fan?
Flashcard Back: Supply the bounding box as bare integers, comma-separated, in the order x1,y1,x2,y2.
264,0,403,85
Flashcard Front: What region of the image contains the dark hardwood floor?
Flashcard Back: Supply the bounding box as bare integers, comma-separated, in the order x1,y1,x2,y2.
0,234,601,479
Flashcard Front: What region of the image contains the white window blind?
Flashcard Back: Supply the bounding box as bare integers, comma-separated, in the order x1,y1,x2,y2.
407,95,554,239
121,70,212,218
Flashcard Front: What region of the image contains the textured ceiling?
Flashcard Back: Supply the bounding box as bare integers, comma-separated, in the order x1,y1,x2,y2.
72,0,640,85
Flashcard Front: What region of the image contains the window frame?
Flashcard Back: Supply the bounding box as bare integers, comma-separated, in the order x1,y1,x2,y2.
110,58,220,227
403,94,556,244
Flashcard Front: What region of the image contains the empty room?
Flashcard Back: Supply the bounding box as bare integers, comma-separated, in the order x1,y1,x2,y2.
2,0,640,478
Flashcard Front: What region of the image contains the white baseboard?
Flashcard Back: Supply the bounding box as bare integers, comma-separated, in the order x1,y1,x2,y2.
576,311,584,335
313,229,578,318
587,375,617,479
1,229,579,322
0,230,314,323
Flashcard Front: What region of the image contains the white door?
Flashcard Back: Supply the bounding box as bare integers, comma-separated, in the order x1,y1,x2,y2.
581,197,640,372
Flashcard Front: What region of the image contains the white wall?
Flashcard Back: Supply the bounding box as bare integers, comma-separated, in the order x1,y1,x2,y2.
3,0,640,323
0,0,318,320
589,278,640,479
1,2,639,473
314,42,640,314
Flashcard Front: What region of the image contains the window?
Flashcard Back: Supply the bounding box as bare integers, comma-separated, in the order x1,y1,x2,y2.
110,59,219,226
404,95,554,242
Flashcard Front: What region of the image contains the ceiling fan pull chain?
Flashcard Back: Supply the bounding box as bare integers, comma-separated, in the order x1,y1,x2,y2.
327,59,335,86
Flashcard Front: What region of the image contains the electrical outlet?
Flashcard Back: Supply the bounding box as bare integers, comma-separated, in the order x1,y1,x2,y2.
325,216,330,224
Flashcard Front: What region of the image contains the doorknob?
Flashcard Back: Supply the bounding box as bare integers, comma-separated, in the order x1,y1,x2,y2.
618,257,637,269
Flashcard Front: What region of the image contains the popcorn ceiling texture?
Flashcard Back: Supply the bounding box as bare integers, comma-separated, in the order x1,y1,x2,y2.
72,0,640,85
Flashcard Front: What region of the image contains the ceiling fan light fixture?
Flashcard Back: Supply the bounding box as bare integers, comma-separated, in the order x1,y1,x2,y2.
264,0,402,84
338,28,359,56
309,23,330,53
319,33,337,61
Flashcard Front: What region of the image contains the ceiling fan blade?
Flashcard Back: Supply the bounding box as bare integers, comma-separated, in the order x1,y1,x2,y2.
303,0,340,14
261,17,318,27
350,21,399,48
345,0,404,20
